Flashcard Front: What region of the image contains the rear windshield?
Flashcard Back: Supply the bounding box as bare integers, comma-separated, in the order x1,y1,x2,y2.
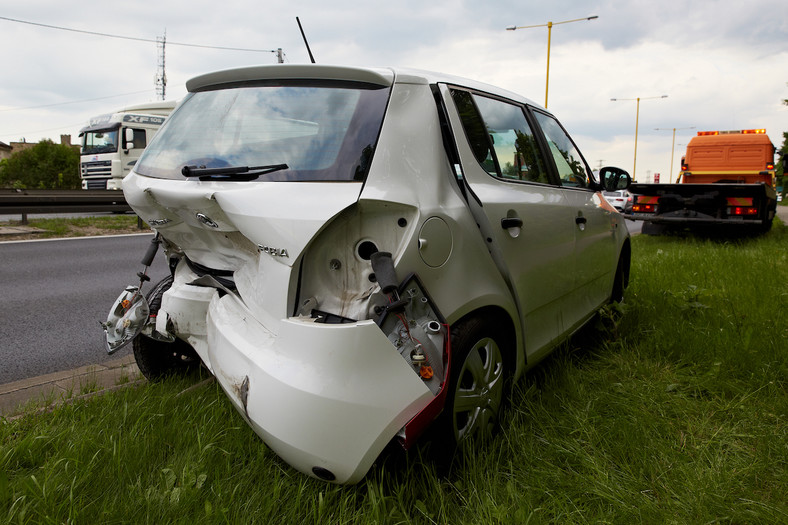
135,82,390,182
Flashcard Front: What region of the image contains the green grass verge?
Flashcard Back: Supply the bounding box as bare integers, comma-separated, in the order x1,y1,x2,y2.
1,215,147,238
1,224,786,523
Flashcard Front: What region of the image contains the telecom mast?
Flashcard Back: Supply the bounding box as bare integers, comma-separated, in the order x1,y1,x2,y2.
155,32,167,100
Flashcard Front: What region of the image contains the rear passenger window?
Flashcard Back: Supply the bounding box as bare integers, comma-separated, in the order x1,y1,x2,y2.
451,90,550,184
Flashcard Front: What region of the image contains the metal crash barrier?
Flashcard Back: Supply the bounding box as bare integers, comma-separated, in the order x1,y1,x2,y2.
0,189,134,224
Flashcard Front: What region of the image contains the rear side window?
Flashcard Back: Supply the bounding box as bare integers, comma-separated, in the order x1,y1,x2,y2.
451,90,550,184
135,82,390,182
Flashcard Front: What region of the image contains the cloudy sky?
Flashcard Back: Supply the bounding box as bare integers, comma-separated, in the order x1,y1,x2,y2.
1,0,786,182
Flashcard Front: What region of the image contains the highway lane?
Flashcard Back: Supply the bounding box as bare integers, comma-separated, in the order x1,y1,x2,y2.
0,218,643,386
0,234,169,385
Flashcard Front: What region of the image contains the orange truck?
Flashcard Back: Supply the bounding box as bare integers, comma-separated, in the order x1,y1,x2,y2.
626,129,778,234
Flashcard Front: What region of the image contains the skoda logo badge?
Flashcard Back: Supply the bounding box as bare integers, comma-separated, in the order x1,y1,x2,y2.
196,213,219,228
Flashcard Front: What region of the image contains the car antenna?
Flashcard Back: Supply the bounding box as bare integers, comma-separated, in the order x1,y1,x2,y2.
296,17,316,63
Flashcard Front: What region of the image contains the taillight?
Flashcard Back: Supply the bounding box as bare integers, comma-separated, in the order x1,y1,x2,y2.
730,207,758,216
633,203,655,213
766,163,774,170
634,196,658,213
681,164,688,171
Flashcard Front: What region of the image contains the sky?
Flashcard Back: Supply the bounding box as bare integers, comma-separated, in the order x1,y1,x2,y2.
1,0,786,183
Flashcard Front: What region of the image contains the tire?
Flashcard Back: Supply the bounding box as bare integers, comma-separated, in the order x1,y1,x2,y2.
133,275,201,382
641,221,666,235
433,316,509,450
611,250,629,304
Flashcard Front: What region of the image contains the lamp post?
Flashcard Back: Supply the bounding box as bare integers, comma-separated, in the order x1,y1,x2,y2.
654,126,695,183
506,15,598,108
610,95,668,180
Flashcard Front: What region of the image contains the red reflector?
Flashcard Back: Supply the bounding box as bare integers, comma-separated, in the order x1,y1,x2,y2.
731,207,758,216
726,197,753,206
633,204,655,213
636,195,659,204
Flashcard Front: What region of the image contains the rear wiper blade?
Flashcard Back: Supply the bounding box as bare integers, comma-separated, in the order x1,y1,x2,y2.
181,163,289,181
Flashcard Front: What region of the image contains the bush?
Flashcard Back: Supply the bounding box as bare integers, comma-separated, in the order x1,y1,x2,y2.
0,139,80,189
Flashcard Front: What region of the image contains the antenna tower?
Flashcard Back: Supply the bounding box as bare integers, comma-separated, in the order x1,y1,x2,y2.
155,32,167,100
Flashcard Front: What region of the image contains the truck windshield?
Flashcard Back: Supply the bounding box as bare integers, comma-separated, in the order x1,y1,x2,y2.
81,129,119,155
135,81,390,182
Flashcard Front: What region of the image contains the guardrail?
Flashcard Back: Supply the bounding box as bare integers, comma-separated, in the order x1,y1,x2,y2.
0,189,133,223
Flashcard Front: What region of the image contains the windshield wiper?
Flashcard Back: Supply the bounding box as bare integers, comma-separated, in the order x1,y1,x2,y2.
181,163,289,181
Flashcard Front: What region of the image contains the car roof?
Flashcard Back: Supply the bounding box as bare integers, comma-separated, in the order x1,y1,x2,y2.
185,64,541,109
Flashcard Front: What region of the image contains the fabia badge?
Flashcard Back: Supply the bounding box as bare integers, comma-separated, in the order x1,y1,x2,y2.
258,245,289,258
196,213,219,228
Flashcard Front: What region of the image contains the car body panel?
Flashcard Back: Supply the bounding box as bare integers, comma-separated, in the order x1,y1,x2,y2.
207,292,433,485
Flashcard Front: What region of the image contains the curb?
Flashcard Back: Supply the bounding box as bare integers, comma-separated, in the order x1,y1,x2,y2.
0,354,143,418
0,225,46,236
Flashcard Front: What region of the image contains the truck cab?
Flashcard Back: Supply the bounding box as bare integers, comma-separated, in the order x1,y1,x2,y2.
79,101,176,190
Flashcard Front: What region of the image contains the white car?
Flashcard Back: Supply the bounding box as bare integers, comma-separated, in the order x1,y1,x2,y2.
603,190,634,213
103,64,632,484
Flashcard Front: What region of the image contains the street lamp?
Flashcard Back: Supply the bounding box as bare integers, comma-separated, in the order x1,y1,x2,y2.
507,15,598,108
610,95,668,180
654,126,695,183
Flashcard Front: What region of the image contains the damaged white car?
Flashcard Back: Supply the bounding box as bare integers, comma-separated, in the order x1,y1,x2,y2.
102,64,632,484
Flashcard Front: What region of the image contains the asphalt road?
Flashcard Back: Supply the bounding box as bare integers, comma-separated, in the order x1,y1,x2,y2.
0,218,644,386
0,234,169,385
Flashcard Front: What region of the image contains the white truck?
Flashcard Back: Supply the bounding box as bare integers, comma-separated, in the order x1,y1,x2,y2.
79,101,176,190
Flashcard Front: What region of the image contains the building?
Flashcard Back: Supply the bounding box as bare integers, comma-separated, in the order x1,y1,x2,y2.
2,135,78,159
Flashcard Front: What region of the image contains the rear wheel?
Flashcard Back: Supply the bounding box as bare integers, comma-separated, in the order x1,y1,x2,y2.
433,316,509,450
133,276,201,382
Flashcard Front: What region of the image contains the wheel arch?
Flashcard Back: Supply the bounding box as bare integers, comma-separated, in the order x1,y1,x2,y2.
449,304,520,380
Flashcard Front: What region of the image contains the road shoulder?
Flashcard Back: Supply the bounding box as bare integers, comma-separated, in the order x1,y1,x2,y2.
0,354,142,419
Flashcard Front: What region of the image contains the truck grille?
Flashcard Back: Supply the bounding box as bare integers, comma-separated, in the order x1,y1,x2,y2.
81,160,112,178
85,178,109,190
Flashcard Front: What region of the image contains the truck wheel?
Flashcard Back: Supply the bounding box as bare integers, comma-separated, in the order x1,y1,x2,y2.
432,315,509,452
642,221,666,235
133,276,201,382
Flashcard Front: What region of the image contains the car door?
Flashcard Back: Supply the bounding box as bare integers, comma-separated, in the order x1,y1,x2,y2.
439,85,576,358
530,110,619,326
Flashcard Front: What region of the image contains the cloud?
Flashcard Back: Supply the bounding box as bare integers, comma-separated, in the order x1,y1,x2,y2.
0,0,785,182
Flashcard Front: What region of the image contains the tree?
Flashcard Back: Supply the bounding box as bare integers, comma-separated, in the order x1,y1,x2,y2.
0,140,80,189
778,131,787,201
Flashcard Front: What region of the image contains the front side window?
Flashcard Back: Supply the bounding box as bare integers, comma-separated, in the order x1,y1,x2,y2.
532,112,591,188
81,128,119,155
135,82,390,182
125,128,147,150
452,90,550,184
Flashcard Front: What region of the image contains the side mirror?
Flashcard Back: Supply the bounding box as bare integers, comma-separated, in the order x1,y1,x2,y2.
124,128,135,150
599,166,631,191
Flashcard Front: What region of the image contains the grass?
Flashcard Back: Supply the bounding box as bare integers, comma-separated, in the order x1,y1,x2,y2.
0,215,148,239
1,223,787,523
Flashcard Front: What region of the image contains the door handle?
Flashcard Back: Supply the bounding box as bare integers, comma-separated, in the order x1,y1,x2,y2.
575,216,587,225
501,217,523,229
